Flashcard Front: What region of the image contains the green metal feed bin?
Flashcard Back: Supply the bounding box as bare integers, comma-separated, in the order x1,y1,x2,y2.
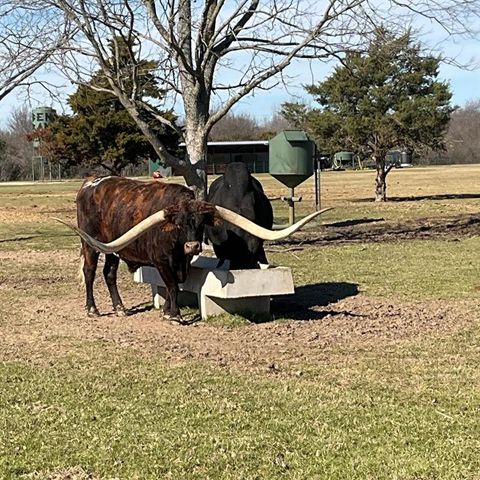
269,130,314,188
333,151,354,168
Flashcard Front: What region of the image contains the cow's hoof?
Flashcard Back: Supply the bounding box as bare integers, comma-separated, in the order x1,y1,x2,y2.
114,306,127,317
87,307,100,317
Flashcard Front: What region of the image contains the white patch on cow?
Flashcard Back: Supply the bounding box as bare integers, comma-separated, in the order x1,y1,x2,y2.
83,176,112,189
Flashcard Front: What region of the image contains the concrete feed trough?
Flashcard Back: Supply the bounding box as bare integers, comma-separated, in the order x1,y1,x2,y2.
134,256,294,319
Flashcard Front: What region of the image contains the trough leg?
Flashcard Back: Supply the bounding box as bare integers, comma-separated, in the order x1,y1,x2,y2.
151,285,167,309
200,294,270,319
151,285,198,310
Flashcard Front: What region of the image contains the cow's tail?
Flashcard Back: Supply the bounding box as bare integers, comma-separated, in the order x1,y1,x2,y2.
78,249,85,286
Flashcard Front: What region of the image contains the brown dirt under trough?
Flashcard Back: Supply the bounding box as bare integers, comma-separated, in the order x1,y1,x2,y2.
1,249,478,376
1,211,480,374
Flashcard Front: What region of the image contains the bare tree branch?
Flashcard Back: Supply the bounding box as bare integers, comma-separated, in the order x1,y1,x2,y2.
6,0,479,196
0,0,74,101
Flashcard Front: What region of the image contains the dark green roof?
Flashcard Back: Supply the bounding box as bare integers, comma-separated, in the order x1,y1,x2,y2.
282,130,309,142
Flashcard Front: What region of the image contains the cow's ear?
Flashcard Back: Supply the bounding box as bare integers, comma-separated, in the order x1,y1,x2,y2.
204,213,222,227
213,214,224,227
160,221,176,232
205,215,228,243
203,213,215,227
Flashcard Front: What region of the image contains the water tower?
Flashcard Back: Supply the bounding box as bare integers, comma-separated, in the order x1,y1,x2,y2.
269,131,315,225
31,106,57,180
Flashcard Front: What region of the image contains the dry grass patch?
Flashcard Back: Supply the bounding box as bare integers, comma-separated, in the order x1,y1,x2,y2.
1,167,480,479
20,466,101,480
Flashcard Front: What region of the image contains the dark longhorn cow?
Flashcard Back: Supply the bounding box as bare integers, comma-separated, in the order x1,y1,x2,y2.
57,175,326,321
73,176,215,320
206,162,273,269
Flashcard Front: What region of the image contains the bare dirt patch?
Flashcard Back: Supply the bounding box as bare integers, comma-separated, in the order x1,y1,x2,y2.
275,212,480,248
0,206,75,225
1,250,478,375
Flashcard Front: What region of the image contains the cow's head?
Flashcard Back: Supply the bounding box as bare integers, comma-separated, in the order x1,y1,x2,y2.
222,162,252,194
55,204,331,255
160,200,217,255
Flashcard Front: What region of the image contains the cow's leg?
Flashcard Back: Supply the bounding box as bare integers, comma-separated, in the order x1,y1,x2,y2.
103,254,126,316
155,262,181,320
82,244,100,317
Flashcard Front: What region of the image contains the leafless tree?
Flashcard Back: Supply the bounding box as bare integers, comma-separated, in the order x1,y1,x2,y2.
260,112,293,137
209,112,259,141
0,106,33,180
13,0,480,196
0,1,72,103
7,104,32,135
444,100,480,164
209,110,291,141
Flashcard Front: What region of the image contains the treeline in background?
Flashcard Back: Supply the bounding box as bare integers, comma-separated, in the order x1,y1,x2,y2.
1,102,479,181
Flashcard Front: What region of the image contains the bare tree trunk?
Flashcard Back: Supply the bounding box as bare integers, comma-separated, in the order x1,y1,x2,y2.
121,101,205,193
375,157,387,202
174,0,207,199
183,123,208,199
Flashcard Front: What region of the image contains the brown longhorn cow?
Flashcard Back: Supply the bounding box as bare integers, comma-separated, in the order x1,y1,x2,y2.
56,175,329,321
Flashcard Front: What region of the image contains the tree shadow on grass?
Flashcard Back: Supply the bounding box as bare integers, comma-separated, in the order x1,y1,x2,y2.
96,303,154,317
127,302,203,325
271,281,361,322
353,193,480,203
326,218,385,228
127,302,155,316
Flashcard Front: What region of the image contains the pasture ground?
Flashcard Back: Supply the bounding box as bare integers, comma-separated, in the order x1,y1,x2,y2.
0,165,479,479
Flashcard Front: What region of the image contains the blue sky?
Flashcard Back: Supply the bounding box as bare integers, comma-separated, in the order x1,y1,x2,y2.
0,40,478,128
234,64,480,122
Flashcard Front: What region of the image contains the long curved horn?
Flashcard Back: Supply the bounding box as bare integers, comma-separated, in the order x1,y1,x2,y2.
53,209,166,254
55,204,331,254
215,206,332,240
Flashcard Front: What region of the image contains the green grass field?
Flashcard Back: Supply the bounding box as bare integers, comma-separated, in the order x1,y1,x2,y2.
0,165,479,479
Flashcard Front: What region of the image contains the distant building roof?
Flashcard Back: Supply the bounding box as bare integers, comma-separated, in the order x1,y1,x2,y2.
179,140,269,147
